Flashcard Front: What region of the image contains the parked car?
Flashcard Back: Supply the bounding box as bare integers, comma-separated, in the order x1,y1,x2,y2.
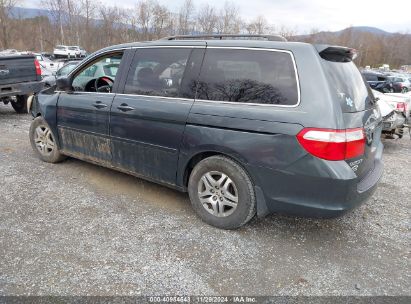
0,54,43,113
67,46,81,58
34,53,62,74
29,34,384,229
40,52,53,59
42,61,80,87
53,45,77,58
362,71,394,93
387,75,411,93
373,90,408,138
54,57,83,65
70,46,87,57
0,49,19,55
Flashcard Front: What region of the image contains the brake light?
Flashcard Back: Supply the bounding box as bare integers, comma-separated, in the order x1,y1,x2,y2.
297,128,365,161
34,59,41,76
396,102,406,112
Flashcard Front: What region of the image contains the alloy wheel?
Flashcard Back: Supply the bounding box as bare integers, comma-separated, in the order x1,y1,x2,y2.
34,125,55,156
197,171,238,217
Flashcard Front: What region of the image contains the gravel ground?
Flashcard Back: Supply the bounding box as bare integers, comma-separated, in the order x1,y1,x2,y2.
0,103,410,296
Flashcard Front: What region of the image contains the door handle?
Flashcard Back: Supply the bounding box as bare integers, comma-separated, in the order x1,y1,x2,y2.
92,101,107,109
117,103,135,112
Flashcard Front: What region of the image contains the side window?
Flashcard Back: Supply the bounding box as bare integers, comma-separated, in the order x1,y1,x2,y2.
364,74,377,81
124,48,194,98
197,49,299,106
72,52,123,92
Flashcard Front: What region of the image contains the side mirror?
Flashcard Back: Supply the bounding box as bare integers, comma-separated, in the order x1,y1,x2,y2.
56,76,71,91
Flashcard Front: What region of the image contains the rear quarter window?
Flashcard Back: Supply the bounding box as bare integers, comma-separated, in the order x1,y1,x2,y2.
196,48,299,106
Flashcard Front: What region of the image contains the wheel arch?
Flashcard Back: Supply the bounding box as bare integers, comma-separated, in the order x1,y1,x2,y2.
180,148,252,190
180,149,270,219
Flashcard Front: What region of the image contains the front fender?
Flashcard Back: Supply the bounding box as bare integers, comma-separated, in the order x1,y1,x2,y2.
30,89,61,148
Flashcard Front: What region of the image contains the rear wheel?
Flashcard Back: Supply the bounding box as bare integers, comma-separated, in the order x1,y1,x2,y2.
29,116,66,163
188,156,256,229
11,95,28,113
401,87,408,93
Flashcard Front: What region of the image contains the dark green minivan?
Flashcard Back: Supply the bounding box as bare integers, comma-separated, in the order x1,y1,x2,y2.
29,35,383,229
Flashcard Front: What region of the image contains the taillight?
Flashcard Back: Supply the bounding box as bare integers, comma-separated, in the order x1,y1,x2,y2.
396,102,406,112
34,59,41,76
297,128,365,161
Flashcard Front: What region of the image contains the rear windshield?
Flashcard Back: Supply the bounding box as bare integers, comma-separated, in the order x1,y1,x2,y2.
322,60,374,112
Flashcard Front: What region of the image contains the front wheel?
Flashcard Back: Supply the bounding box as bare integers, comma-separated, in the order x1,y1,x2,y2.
11,95,28,113
188,156,256,229
401,87,409,93
29,116,66,163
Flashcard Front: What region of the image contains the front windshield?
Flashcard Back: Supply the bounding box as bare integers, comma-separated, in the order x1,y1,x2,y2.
58,63,77,76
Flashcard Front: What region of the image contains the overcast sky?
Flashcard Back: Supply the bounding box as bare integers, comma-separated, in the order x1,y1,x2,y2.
25,0,411,34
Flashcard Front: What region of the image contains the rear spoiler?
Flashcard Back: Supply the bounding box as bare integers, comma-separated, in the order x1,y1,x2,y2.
315,45,358,62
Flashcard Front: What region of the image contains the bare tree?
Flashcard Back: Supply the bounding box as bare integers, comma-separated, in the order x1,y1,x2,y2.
216,1,243,34
0,0,19,49
98,5,122,47
42,0,66,44
151,2,172,39
246,15,269,35
197,4,217,34
277,25,297,40
3,0,411,68
79,0,97,50
136,0,153,40
178,0,194,35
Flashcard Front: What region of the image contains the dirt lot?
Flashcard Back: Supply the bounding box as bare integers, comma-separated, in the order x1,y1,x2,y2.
0,103,410,296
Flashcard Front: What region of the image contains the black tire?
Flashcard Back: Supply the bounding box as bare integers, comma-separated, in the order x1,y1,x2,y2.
11,95,28,113
29,116,66,163
188,155,256,229
401,87,408,93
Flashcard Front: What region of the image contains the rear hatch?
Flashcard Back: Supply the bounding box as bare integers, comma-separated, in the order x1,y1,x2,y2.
319,46,382,179
0,55,39,85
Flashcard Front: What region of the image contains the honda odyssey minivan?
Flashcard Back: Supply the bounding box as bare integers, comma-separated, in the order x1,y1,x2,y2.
29,34,383,229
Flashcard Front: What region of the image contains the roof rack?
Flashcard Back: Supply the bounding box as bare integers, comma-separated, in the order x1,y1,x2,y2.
160,34,287,42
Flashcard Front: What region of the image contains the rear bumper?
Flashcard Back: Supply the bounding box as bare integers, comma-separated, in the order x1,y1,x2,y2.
0,81,44,98
252,143,384,218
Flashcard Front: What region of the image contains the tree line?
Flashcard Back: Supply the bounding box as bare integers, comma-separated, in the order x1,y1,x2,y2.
0,0,410,69
295,28,411,69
